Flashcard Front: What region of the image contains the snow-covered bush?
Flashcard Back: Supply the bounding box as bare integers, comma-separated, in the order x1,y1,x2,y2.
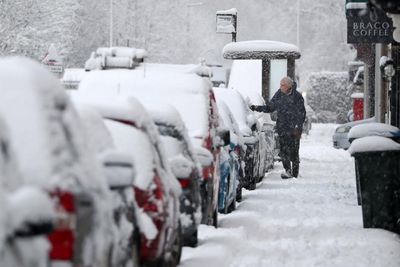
305,72,351,124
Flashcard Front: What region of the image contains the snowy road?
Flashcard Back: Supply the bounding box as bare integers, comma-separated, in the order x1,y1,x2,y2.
179,124,400,267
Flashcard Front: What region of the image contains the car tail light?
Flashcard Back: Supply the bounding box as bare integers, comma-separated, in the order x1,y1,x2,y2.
134,175,163,213
178,178,190,188
203,165,213,181
48,190,76,261
202,135,212,151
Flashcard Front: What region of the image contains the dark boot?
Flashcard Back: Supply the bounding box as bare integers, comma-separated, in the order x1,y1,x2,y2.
292,160,299,178
281,170,293,179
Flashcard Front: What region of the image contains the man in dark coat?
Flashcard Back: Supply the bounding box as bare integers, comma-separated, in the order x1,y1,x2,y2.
250,77,306,178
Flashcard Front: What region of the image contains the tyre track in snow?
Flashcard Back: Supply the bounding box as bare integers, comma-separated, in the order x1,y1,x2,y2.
179,124,400,267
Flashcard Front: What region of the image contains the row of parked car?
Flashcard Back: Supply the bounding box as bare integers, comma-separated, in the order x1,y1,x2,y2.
0,47,276,267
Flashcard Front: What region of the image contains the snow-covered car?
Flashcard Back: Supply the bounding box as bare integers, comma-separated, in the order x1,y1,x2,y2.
0,57,114,267
242,91,275,177
333,117,376,150
147,104,202,247
213,87,262,190
0,117,54,267
78,50,222,227
73,95,182,267
75,105,140,266
215,101,243,210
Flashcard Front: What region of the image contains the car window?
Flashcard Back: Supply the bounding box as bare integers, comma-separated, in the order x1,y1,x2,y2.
104,119,156,190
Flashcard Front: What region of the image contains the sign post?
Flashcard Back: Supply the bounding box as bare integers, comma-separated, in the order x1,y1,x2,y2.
41,44,64,79
346,1,395,44
216,8,238,42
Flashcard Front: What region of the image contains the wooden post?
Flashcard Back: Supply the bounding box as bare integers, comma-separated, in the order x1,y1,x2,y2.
262,59,270,100
391,44,400,127
287,57,295,80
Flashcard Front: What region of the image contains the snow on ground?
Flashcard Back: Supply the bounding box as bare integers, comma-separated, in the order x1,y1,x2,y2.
179,124,400,267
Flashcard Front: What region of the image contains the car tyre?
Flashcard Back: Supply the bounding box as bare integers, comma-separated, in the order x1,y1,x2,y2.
236,184,242,202
228,199,236,213
186,230,198,248
212,209,218,228
130,230,140,267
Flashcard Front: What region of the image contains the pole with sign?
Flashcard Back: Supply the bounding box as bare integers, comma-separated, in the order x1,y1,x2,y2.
41,44,64,79
346,1,394,44
216,8,237,42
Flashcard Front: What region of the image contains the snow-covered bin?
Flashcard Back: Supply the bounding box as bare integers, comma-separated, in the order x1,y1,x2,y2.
349,136,400,234
348,123,400,144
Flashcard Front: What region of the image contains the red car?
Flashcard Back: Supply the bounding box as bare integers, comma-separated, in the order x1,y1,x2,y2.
79,56,224,227
74,95,182,267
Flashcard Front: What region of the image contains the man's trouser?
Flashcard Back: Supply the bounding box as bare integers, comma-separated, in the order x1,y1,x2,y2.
279,133,300,177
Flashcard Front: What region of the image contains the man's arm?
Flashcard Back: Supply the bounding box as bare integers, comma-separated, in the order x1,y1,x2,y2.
295,95,306,130
250,91,280,113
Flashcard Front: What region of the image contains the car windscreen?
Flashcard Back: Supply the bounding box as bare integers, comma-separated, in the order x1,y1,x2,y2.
104,119,155,190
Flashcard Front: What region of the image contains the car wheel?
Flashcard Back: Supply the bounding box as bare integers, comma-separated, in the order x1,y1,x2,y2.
212,209,218,228
186,230,198,248
223,176,230,214
236,184,242,202
163,223,182,267
228,199,236,213
247,177,256,190
130,230,140,267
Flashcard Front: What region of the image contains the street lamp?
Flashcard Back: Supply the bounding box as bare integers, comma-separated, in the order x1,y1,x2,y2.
109,0,113,47
380,56,396,82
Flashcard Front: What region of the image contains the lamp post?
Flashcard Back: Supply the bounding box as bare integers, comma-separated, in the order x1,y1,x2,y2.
110,0,113,47
296,0,300,48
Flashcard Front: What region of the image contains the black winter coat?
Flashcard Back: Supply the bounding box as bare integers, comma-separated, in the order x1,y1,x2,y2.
253,84,306,135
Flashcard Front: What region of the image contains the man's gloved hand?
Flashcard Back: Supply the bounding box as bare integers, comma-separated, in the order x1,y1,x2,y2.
293,127,302,139
250,105,257,111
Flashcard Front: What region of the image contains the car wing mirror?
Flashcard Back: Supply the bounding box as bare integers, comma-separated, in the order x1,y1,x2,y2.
193,146,213,167
170,155,193,179
8,187,55,238
100,150,135,189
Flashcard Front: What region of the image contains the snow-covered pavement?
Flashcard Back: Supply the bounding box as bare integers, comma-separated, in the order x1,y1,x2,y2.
179,124,400,267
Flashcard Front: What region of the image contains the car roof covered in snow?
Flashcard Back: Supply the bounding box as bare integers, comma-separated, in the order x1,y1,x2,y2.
73,93,155,132
0,57,109,192
223,40,301,60
73,94,181,195
78,63,212,138
79,63,209,95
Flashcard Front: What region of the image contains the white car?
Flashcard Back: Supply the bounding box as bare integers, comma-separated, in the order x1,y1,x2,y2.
0,57,114,267
78,48,223,228
0,116,54,267
332,117,376,150
76,105,141,266
73,95,182,267
213,87,263,190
